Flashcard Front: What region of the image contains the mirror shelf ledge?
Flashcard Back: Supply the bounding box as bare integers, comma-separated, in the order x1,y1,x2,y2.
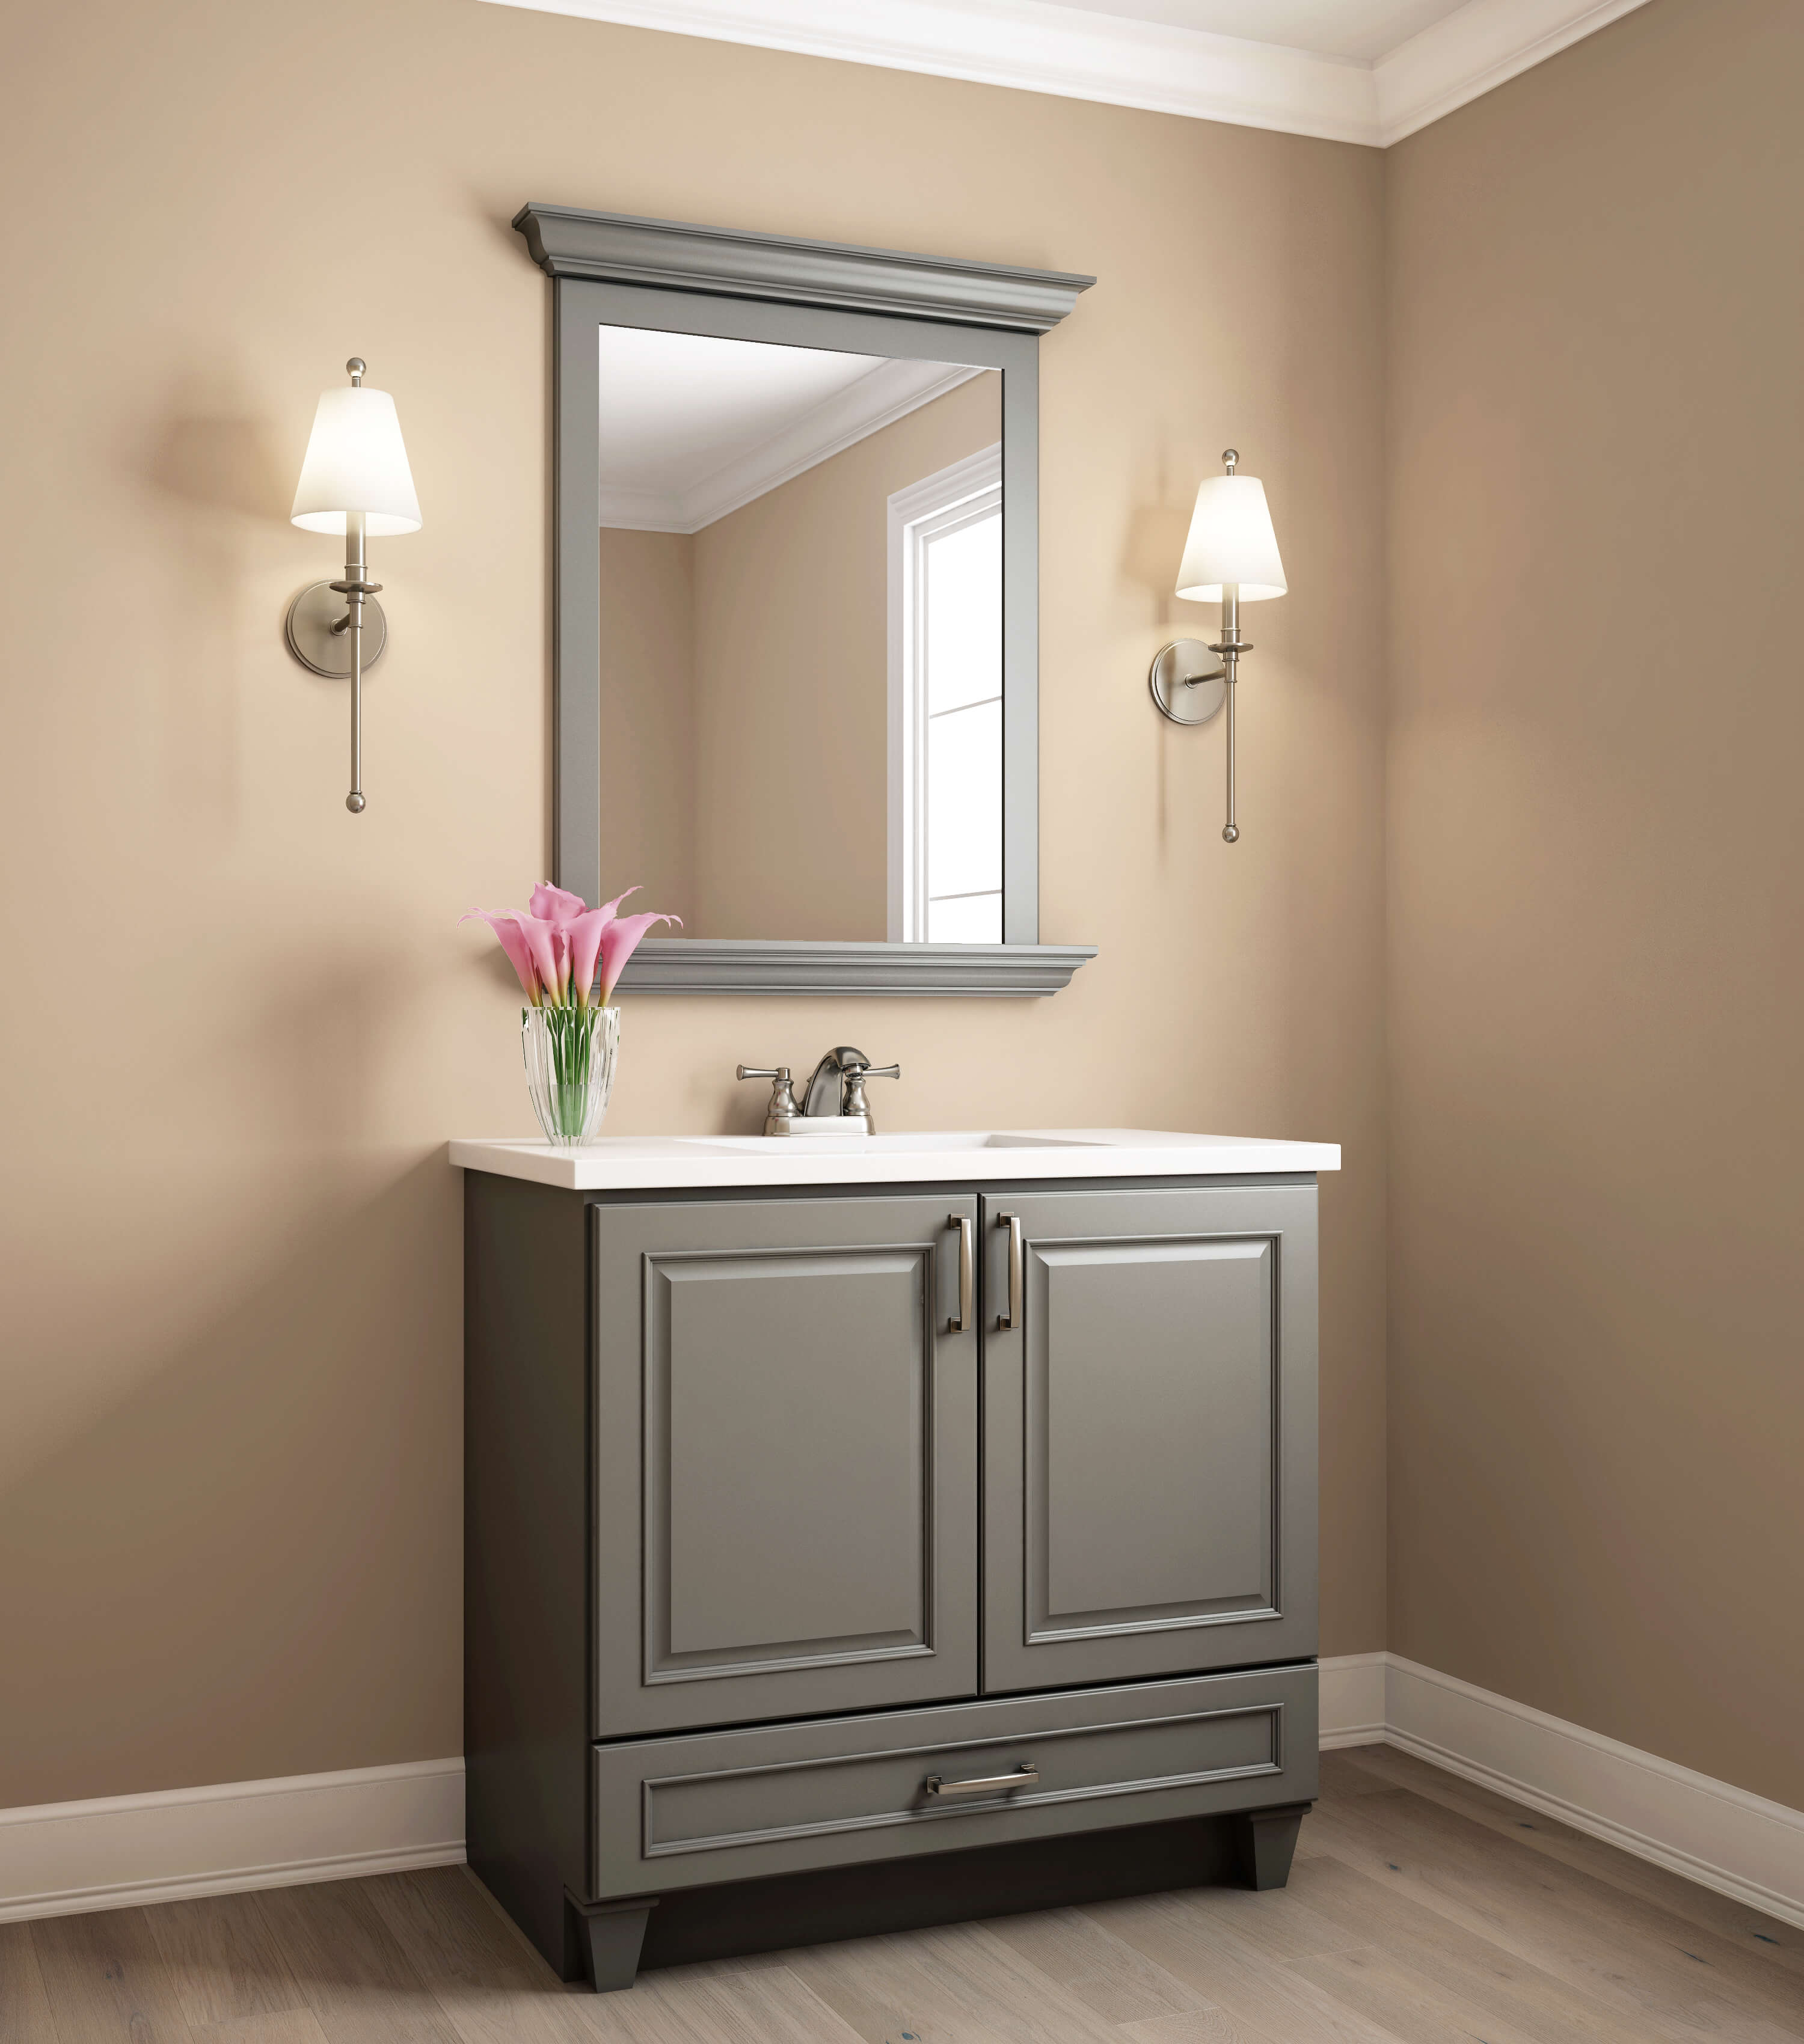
619,940,1097,998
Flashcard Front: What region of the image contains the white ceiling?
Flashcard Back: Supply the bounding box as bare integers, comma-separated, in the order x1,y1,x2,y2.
597,325,990,532
482,0,1654,147
1032,0,1471,66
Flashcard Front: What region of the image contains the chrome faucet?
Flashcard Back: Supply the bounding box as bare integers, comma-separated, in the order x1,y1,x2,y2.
737,1046,901,1135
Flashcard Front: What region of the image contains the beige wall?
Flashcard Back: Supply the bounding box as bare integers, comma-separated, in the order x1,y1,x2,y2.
691,373,1000,939
1385,0,1804,1808
597,527,695,917
0,0,1385,1807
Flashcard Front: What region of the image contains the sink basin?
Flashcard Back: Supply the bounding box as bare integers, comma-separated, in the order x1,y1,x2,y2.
692,1130,1105,1154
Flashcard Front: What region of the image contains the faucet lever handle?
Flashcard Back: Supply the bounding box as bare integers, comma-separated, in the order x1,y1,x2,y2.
855,1063,900,1081
737,1064,800,1133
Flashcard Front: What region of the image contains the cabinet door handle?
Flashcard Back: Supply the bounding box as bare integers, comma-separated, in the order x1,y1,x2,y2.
996,1212,1023,1330
925,1764,1038,1798
948,1214,973,1333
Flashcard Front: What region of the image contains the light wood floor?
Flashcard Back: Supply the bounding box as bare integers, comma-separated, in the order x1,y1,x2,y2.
5,1745,1800,2043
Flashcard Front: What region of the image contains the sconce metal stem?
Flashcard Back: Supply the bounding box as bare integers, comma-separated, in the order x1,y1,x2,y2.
328,507,381,814
1149,582,1249,844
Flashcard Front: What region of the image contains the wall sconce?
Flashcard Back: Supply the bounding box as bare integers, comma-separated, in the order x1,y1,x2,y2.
284,359,420,813
1149,450,1286,843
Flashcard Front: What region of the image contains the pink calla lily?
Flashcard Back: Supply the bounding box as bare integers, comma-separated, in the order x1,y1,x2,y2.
459,910,539,1002
464,883,680,1009
563,908,613,1007
527,882,589,925
598,908,683,1004
514,914,569,1006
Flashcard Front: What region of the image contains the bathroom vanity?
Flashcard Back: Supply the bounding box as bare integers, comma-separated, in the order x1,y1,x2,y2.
454,1126,1337,1989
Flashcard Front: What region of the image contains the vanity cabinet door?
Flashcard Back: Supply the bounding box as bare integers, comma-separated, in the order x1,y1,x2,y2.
591,1194,978,1737
981,1183,1317,1694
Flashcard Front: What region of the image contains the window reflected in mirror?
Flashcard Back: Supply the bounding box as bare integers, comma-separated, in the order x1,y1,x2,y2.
595,325,1002,943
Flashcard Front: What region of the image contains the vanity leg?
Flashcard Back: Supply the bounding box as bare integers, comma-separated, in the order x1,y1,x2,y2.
565,1893,658,1991
1233,1804,1309,1891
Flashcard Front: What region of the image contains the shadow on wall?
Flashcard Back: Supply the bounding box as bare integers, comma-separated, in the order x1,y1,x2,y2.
0,1152,464,1810
135,375,293,831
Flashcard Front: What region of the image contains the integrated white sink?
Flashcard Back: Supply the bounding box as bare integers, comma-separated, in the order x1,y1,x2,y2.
449,1128,1342,1192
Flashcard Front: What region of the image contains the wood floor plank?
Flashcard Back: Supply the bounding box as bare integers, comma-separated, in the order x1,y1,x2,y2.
1079,1889,1409,2044
0,1921,61,2044
1112,1875,1374,1968
1283,1851,1689,2044
191,2013,335,2043
361,1869,588,2044
29,1905,198,2044
978,1903,1210,2025
1121,2012,1264,2043
250,1879,461,2044
1320,1750,1410,1800
1286,1942,1593,2044
785,1917,1131,2043
149,1890,311,2027
1340,1744,1804,1979
575,1962,873,2044
1312,1785,1804,2042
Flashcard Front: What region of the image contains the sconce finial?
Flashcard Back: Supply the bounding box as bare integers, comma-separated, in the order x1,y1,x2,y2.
1221,448,1238,474
346,356,366,385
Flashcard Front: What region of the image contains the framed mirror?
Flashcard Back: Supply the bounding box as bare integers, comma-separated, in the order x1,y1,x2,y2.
515,204,1096,995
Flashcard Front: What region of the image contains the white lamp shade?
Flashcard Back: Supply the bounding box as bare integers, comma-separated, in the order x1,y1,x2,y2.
1174,473,1286,602
291,385,422,536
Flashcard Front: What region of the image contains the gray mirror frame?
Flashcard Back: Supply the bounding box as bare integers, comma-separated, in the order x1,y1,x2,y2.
514,203,1097,996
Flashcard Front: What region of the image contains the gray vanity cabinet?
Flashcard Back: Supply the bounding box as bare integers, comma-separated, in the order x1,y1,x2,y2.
981,1184,1318,1693
589,1194,979,1734
464,1166,1319,1993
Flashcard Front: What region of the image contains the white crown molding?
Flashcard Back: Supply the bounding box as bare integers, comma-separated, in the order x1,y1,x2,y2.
0,1757,464,1924
483,0,1381,143
1376,0,1653,141
1318,1654,1804,1930
601,360,984,532
480,0,1652,147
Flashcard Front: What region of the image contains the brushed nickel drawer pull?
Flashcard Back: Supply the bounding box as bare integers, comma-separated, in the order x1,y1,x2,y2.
924,1763,1039,1798
949,1214,974,1333
996,1211,1023,1330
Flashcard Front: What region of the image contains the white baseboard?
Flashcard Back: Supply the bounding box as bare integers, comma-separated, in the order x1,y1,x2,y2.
1317,1652,1804,1931
6,1661,1800,1936
0,1758,464,1924
1318,1651,1389,1749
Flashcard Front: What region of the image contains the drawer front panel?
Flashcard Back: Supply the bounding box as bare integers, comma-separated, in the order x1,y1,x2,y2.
590,1664,1316,1897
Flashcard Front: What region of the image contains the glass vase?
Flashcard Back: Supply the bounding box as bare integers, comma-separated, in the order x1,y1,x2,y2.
521,1004,619,1149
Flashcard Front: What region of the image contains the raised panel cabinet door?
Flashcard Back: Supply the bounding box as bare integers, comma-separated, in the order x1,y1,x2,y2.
592,1194,979,1736
982,1183,1317,1692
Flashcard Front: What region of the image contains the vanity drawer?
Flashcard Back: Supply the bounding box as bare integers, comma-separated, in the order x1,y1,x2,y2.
588,1663,1316,1898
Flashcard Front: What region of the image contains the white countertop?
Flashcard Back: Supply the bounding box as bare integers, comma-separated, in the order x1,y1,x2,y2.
447,1128,1340,1192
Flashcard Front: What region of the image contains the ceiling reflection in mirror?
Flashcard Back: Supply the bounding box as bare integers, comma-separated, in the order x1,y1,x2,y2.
595,324,1003,944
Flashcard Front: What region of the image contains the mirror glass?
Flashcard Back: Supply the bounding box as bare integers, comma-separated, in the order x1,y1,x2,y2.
594,323,1003,943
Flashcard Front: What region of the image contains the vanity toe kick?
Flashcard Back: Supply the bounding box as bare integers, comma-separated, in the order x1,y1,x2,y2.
588,1664,1318,1903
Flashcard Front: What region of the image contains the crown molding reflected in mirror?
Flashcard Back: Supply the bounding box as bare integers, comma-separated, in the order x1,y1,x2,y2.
515,201,1097,997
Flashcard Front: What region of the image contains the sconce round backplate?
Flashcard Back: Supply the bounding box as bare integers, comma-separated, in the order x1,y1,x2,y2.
1149,640,1226,726
283,581,388,678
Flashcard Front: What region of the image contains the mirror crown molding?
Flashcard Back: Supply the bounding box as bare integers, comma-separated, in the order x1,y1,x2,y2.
513,203,1095,332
